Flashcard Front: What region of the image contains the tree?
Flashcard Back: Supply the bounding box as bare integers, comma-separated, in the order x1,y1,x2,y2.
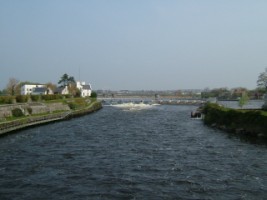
58,73,75,87
6,78,20,96
91,91,97,98
238,91,249,108
45,82,57,91
68,82,80,97
257,67,267,90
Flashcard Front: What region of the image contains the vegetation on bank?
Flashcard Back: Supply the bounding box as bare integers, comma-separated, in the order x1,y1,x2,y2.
0,95,98,121
0,99,102,135
0,91,98,105
0,94,73,104
203,103,267,137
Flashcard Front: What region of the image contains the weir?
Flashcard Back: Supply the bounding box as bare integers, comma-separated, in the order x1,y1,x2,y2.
100,97,206,106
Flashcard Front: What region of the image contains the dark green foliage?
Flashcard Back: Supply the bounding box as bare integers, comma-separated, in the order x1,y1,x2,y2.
30,95,40,102
0,96,14,104
41,94,62,101
68,102,77,110
64,94,71,99
27,107,32,115
203,103,267,136
16,95,28,103
12,108,24,117
30,94,71,102
75,90,81,98
58,73,75,87
262,105,267,111
91,91,97,98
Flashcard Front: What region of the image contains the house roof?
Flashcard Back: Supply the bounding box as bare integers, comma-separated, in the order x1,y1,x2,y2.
22,84,45,87
54,86,66,93
33,87,47,93
82,85,91,90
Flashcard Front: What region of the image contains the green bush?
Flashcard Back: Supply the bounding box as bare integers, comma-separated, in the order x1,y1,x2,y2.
31,95,40,102
203,103,267,135
41,94,71,101
41,95,55,101
27,107,32,115
91,91,97,98
0,96,14,104
68,102,77,110
16,95,28,103
63,94,71,99
12,108,24,117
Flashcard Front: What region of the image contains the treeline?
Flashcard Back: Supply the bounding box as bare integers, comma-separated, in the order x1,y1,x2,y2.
0,94,72,104
201,87,265,100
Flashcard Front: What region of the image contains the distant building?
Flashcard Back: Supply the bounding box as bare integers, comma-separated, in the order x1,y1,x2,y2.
21,84,46,95
76,81,92,97
54,86,69,95
32,87,53,95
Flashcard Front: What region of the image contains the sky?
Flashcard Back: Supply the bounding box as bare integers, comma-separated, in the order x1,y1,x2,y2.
1,0,267,91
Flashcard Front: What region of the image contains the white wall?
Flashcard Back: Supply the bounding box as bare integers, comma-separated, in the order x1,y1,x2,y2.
21,85,45,95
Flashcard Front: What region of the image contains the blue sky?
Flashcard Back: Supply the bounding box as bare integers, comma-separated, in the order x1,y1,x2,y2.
1,0,267,90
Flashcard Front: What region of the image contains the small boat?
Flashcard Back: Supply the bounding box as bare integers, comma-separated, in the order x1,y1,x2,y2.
191,106,203,119
191,111,202,118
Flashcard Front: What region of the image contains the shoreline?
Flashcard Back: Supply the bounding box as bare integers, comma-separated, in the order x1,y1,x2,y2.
0,101,102,136
203,103,267,139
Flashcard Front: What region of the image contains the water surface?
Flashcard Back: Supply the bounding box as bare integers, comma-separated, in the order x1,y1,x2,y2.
0,105,266,199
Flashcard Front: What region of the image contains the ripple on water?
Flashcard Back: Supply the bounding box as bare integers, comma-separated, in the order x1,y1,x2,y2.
0,105,267,199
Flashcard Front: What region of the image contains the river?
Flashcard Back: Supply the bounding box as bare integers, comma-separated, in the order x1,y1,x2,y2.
0,104,266,200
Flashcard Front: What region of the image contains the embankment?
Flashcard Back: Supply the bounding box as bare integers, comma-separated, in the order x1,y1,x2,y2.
0,101,102,136
203,103,267,138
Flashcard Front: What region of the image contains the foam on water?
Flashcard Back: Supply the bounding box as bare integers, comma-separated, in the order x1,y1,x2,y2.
108,102,159,111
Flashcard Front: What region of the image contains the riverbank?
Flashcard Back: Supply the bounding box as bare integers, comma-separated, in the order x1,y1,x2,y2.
203,103,267,138
0,101,102,136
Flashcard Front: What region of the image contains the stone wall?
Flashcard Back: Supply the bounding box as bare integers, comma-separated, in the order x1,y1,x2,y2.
0,101,102,135
0,103,70,119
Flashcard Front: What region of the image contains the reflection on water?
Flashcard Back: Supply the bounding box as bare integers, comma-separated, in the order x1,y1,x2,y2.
0,105,266,199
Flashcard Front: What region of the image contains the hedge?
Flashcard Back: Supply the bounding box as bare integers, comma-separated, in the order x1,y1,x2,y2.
16,95,29,103
203,103,267,136
0,96,15,104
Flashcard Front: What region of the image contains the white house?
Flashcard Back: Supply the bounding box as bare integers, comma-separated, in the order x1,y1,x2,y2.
31,87,53,95
76,81,92,97
21,84,54,95
21,84,46,95
54,86,69,95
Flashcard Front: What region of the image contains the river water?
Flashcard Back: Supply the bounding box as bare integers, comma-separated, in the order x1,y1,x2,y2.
0,104,267,200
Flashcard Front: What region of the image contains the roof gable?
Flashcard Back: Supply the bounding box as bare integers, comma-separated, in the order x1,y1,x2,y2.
82,85,91,90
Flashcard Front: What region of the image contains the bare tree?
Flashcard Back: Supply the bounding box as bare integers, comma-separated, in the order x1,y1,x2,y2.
257,67,267,90
46,82,57,91
6,78,20,96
